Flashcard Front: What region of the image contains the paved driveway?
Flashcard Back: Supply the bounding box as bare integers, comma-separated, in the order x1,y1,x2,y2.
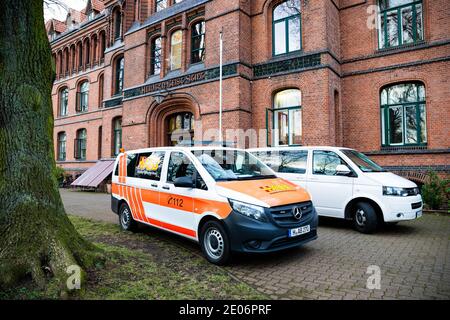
60,189,450,300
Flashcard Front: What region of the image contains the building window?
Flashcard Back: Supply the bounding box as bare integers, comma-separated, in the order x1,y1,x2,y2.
150,37,162,76
267,89,302,146
170,30,183,71
98,74,104,107
378,0,423,49
191,21,205,64
174,0,183,3
114,56,124,94
114,8,122,40
272,0,301,56
156,0,167,12
57,132,66,161
381,82,426,146
76,81,89,113
167,112,194,146
113,117,122,156
75,129,87,160
59,87,69,116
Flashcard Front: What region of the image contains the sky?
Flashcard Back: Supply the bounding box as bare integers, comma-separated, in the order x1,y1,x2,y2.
44,0,87,21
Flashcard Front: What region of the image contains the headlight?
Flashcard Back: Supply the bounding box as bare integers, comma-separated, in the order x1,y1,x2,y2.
229,199,267,222
383,186,420,197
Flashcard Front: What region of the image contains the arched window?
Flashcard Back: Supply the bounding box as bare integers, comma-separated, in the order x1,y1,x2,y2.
170,30,183,71
167,112,194,146
98,74,104,107
114,56,124,94
378,0,423,49
114,7,122,40
156,0,167,12
77,81,89,113
149,37,162,76
59,87,69,116
77,42,83,69
273,0,301,56
75,129,87,160
113,117,122,156
191,21,205,64
381,82,426,146
268,89,302,146
57,132,66,161
85,39,90,65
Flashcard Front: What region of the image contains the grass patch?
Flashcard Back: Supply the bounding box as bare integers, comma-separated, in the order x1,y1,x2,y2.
1,216,266,300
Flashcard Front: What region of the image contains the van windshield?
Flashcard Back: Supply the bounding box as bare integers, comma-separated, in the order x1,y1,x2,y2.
192,149,276,181
341,149,385,172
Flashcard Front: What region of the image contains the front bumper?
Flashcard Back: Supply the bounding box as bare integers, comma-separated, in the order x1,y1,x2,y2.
382,194,423,222
223,207,318,253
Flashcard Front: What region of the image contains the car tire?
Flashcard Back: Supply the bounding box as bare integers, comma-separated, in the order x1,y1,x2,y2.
353,202,378,234
119,202,138,232
200,221,231,265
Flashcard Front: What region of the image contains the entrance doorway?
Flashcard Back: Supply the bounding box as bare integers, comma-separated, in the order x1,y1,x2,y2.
166,112,194,146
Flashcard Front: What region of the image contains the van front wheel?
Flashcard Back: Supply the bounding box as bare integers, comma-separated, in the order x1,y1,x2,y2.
353,202,378,234
200,221,231,265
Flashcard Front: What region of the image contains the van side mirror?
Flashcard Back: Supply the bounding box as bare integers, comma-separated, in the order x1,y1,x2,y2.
174,176,194,188
336,164,351,176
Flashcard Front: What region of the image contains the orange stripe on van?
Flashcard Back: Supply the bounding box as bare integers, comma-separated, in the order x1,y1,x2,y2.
147,217,196,238
133,187,144,221
138,188,148,223
194,198,232,218
159,192,194,213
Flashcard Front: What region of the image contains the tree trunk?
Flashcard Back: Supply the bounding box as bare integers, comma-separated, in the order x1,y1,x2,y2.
0,0,99,289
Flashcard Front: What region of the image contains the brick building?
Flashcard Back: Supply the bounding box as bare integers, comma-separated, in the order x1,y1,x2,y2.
48,0,449,184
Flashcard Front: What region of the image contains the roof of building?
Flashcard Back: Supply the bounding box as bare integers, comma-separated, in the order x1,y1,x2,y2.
46,18,67,34
67,8,87,24
71,159,115,188
84,0,105,14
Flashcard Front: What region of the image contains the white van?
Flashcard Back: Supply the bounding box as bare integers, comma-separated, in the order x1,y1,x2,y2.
111,147,318,264
249,146,423,233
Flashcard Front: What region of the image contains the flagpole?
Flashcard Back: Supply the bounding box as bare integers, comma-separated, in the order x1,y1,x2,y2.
219,29,223,144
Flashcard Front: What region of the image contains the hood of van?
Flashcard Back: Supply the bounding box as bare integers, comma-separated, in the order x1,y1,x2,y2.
363,172,417,188
216,178,311,208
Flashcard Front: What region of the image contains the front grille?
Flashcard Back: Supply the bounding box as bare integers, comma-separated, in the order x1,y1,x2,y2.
269,201,313,227
411,201,422,209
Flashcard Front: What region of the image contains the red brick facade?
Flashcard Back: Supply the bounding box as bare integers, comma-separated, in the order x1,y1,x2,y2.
49,0,449,183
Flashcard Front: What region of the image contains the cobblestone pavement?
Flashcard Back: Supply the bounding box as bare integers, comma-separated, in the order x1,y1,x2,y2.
61,189,450,300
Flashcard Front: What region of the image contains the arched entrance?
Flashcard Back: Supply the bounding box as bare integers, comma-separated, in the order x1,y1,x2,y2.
147,95,200,147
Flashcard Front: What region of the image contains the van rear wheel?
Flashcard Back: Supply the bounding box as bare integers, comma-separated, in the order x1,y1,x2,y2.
200,221,231,265
119,202,138,232
353,202,378,234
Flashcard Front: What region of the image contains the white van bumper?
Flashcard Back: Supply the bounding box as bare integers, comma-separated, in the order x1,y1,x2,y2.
382,195,423,222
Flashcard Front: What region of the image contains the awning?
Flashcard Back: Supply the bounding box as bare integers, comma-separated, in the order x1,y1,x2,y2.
71,159,115,188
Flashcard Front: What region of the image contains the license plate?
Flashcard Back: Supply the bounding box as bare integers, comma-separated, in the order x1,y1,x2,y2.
416,210,422,218
289,225,310,237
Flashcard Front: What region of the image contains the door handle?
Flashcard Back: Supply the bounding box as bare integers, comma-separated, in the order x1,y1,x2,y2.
151,183,158,188
162,185,170,190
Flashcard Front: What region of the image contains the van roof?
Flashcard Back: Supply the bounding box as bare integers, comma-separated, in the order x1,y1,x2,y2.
247,146,354,152
118,146,246,155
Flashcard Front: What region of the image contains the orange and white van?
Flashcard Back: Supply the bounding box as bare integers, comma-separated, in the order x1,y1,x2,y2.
111,147,318,264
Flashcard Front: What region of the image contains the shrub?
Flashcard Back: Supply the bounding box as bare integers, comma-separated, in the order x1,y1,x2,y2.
421,171,449,210
54,166,66,185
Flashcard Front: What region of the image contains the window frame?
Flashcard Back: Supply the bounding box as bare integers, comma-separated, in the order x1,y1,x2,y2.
74,129,87,160
380,82,427,147
191,20,205,64
155,0,167,12
76,81,89,113
113,117,122,156
59,87,69,117
170,30,183,71
377,0,424,49
57,132,67,161
114,56,124,95
266,89,302,147
149,36,162,76
272,0,302,57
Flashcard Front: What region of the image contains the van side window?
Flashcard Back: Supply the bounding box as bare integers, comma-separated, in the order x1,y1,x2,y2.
255,150,307,174
313,150,347,176
135,151,165,180
114,163,119,176
168,152,207,190
126,153,137,177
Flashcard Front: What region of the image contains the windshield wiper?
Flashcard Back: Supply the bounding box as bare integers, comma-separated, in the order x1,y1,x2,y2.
236,175,276,181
